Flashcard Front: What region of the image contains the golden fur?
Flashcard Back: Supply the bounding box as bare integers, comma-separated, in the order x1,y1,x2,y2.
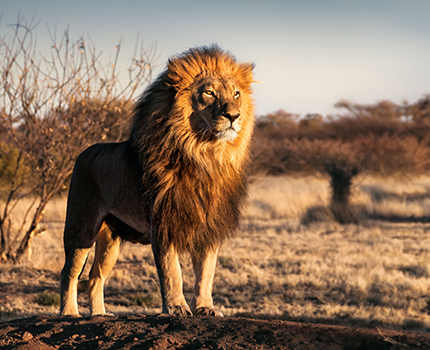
60,45,255,317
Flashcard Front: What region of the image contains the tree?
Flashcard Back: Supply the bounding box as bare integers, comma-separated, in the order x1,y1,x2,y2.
406,95,430,122
292,138,362,223
0,17,156,261
334,99,403,120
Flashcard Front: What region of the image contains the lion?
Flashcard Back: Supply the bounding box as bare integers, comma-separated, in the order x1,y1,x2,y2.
60,45,255,317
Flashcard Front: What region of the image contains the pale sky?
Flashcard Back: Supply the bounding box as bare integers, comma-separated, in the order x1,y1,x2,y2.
2,0,430,116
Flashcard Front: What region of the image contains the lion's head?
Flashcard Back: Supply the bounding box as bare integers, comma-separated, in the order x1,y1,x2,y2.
131,45,254,162
167,46,254,146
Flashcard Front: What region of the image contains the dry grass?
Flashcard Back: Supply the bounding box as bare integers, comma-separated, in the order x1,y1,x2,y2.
2,175,430,331
245,175,330,220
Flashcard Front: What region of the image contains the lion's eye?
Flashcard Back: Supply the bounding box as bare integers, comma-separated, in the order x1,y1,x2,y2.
203,90,215,97
233,91,240,99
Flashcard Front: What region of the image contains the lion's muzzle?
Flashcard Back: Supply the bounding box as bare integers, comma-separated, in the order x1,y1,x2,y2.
214,115,242,141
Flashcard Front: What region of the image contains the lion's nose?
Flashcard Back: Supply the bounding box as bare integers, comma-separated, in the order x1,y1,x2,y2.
223,111,240,123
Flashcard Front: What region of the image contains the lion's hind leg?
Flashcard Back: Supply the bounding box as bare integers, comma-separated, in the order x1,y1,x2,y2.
86,222,121,316
60,247,91,316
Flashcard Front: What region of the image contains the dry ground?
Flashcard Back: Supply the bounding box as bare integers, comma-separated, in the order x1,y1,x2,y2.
2,314,430,349
1,175,430,348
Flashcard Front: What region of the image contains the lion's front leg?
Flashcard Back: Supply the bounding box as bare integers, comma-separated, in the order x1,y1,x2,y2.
191,244,223,317
151,235,191,316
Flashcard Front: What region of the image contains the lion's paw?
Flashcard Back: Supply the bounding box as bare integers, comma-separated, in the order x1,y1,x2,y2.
193,306,223,317
167,305,192,316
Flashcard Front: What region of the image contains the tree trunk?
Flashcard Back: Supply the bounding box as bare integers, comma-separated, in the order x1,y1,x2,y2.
0,221,6,262
326,164,359,224
15,200,48,261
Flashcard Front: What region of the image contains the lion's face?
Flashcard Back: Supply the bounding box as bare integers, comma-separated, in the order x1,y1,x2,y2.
189,75,244,142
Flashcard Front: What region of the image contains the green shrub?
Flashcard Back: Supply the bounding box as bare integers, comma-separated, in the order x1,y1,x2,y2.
35,292,61,307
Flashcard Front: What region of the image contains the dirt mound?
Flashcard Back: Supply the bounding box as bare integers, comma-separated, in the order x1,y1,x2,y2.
1,314,429,349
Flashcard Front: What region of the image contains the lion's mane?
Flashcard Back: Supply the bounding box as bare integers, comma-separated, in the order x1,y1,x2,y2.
130,45,254,255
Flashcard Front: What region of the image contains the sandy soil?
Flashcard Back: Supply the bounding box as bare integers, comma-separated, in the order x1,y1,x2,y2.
1,314,430,350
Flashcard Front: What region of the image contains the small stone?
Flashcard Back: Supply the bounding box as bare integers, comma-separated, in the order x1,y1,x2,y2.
22,331,33,340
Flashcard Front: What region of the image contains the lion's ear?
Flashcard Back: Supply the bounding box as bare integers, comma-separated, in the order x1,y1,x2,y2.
237,63,255,89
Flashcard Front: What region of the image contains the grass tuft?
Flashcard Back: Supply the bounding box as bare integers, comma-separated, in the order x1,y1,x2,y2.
134,292,160,308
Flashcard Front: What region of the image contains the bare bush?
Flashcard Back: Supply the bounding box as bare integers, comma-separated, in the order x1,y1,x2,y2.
0,17,156,262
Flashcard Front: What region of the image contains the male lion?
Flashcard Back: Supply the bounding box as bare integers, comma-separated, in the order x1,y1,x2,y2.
60,45,255,317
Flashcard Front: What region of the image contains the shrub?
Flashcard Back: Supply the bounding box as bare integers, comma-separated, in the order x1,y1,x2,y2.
0,142,26,194
134,292,160,307
35,292,61,307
